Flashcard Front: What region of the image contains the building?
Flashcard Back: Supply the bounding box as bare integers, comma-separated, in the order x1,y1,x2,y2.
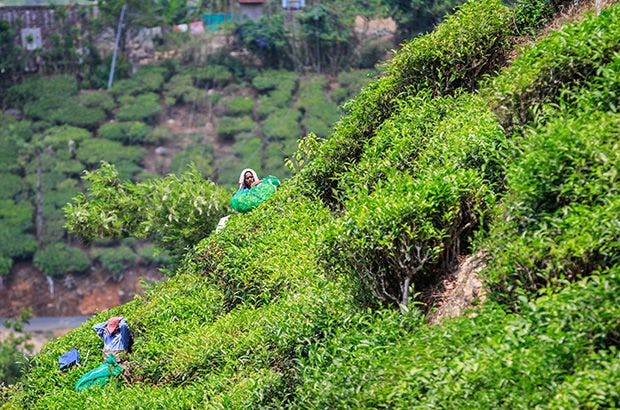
238,0,264,21
282,0,305,9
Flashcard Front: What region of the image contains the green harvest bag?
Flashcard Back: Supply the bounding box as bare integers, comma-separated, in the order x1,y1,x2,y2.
230,175,280,213
75,355,123,391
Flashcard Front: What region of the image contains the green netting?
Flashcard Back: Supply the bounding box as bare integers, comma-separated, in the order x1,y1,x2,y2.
75,355,123,392
230,175,280,213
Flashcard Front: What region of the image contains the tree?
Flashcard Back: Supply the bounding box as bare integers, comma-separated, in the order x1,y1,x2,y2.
0,21,23,88
380,0,467,40
64,163,231,258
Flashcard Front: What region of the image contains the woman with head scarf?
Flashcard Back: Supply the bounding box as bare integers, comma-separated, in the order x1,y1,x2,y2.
238,168,262,191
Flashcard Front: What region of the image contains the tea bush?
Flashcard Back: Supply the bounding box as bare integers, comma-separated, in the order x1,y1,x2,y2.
262,108,301,141
33,243,90,277
224,96,254,116
64,163,230,255
485,5,620,130
0,225,36,260
136,244,171,268
231,137,262,171
76,139,146,167
92,246,137,276
191,64,233,88
41,125,91,150
170,144,214,178
77,90,116,113
116,93,162,124
0,173,24,200
98,121,150,145
216,116,256,140
49,99,106,129
164,74,208,106
252,70,297,93
301,0,512,204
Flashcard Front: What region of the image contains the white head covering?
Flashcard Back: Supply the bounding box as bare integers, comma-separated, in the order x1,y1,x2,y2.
238,168,259,189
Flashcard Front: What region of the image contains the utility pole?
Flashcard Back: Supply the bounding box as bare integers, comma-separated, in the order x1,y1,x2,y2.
108,4,127,89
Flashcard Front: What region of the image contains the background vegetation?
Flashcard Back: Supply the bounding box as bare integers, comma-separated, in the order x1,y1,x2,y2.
2,0,619,407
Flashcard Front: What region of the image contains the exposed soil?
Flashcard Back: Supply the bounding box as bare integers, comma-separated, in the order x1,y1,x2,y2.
0,262,163,317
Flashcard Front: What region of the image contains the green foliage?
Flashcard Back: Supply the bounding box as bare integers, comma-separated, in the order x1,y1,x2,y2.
170,144,214,178
116,93,162,124
64,163,230,256
301,0,512,204
136,244,171,268
77,91,116,113
215,116,256,140
0,173,24,200
262,108,301,141
98,121,151,145
164,74,208,106
41,125,91,150
33,243,90,278
485,5,620,130
224,96,254,116
252,70,297,93
237,14,289,69
0,310,32,386
190,64,233,88
231,137,262,171
93,246,137,276
76,138,146,168
0,256,12,276
381,0,467,38
48,98,106,129
4,75,77,111
0,225,36,260
513,0,574,34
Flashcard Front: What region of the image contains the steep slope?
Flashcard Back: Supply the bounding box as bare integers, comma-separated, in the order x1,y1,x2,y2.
3,0,619,408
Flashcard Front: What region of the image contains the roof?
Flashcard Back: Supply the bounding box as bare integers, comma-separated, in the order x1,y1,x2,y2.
237,0,264,4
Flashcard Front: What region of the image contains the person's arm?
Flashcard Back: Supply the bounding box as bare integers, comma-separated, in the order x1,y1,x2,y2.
93,321,106,338
251,178,262,187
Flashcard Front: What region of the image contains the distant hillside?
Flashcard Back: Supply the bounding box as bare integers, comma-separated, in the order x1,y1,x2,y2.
4,0,619,407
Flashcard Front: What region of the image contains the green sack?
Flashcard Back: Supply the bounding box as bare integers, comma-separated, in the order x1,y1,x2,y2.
230,175,280,213
75,355,123,391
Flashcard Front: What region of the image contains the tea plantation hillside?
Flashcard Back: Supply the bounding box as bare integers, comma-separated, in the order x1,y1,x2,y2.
3,0,619,408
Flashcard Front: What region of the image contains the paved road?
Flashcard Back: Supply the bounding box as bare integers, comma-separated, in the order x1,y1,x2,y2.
1,315,92,332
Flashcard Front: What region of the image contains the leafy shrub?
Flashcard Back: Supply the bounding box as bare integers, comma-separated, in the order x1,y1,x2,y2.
76,138,146,167
137,244,171,267
513,0,573,34
0,173,24,200
33,243,90,277
190,64,232,88
77,91,116,113
64,163,230,255
4,74,77,109
164,74,208,106
145,125,174,145
98,121,150,145
252,70,297,93
41,125,91,150
216,116,256,140
116,93,162,124
355,37,392,68
49,101,106,129
485,5,620,130
170,144,214,178
0,256,12,276
262,108,301,141
232,137,262,171
224,96,254,116
0,199,34,231
301,0,512,204
109,66,165,97
0,225,36,260
484,108,620,304
93,246,137,276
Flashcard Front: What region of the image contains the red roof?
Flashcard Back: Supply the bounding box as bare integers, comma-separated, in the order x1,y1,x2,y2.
238,0,264,4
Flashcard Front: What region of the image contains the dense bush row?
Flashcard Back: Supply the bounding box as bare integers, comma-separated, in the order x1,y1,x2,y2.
6,2,620,407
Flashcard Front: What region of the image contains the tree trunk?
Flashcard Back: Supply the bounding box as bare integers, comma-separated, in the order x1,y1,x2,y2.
35,152,44,244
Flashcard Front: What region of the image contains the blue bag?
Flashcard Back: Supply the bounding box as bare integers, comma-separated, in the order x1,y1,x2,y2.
59,348,80,371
